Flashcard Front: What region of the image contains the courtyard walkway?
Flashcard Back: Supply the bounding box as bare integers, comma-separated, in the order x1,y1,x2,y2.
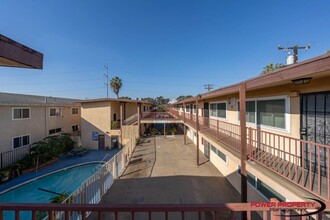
89,135,240,220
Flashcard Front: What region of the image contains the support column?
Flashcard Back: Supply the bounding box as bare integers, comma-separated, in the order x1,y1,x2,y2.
120,105,123,149
138,106,141,136
239,83,247,206
183,102,186,145
196,98,199,166
164,123,166,139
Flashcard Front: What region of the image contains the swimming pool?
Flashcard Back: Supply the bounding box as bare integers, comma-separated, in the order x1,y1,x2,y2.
0,163,99,219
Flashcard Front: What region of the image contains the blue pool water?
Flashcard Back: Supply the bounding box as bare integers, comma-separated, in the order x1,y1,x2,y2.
0,163,98,219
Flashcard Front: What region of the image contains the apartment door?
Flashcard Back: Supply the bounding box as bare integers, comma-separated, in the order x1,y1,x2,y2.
300,92,329,177
98,134,105,150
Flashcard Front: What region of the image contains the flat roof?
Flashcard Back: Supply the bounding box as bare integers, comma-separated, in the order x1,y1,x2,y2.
0,92,80,107
176,52,330,104
0,34,43,69
80,98,151,104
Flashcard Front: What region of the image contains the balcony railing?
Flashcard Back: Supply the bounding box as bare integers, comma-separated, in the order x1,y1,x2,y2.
0,198,327,220
170,109,330,202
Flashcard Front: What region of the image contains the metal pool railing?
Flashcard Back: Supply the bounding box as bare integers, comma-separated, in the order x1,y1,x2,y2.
52,137,137,220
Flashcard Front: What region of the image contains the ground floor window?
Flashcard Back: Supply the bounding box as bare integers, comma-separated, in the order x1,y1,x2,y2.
13,135,30,149
49,128,62,135
257,179,285,201
72,125,79,132
206,140,227,163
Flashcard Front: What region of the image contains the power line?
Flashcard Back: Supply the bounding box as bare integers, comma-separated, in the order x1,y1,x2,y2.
0,78,103,86
278,44,310,63
204,84,214,92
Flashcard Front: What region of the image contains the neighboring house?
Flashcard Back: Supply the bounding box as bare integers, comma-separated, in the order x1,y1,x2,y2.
0,92,81,154
171,52,330,203
80,98,152,150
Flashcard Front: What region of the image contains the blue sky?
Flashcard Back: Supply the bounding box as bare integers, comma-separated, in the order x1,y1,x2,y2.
1,0,330,100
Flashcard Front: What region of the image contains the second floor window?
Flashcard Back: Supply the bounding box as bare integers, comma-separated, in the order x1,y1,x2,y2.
72,107,79,115
50,107,62,116
13,108,30,119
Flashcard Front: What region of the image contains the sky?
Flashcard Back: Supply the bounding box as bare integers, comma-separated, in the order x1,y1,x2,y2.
1,0,330,100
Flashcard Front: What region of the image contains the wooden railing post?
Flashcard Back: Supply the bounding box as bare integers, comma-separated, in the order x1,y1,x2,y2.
248,127,252,160
217,120,219,141
270,198,280,220
100,172,104,196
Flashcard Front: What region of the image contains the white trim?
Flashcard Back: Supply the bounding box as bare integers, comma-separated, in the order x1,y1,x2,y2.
49,107,62,117
71,107,79,115
209,101,228,120
236,95,290,133
12,134,31,149
12,107,31,120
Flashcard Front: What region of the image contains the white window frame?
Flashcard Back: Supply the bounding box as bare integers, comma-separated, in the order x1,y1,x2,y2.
193,104,197,115
236,95,290,133
12,134,31,149
209,101,227,120
185,104,191,113
71,107,79,115
12,107,31,120
49,107,62,117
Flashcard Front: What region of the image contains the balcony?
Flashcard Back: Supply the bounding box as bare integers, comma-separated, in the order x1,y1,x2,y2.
169,109,330,202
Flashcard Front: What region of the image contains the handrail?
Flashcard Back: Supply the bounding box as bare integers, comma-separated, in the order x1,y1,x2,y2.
0,198,328,220
170,108,330,202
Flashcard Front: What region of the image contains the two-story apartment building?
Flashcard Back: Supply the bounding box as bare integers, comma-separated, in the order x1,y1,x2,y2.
171,52,330,204
0,92,81,154
80,98,152,150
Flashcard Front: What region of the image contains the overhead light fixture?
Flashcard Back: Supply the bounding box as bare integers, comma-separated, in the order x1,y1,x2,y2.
292,77,312,85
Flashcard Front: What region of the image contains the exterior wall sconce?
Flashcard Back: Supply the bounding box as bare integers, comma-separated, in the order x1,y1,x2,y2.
292,77,312,85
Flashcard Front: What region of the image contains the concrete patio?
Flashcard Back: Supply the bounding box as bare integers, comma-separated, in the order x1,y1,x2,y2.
89,135,240,220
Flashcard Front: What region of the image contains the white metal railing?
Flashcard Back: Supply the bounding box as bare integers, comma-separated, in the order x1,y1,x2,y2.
49,138,137,220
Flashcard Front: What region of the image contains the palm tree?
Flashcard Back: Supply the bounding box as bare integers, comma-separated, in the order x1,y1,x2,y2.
110,77,122,98
261,63,285,75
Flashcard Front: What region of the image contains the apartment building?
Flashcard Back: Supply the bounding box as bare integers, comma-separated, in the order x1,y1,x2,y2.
171,52,330,203
0,92,81,153
80,98,152,150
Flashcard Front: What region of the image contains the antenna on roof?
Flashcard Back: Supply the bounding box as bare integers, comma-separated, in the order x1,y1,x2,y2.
278,44,310,64
204,84,214,92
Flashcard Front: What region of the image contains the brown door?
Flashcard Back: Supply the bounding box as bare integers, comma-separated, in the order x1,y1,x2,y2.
98,134,105,150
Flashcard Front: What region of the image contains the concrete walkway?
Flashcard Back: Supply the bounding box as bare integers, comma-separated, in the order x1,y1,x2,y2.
89,135,240,220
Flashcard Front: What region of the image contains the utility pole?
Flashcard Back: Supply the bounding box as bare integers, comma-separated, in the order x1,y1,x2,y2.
104,64,109,98
278,44,310,63
204,84,214,92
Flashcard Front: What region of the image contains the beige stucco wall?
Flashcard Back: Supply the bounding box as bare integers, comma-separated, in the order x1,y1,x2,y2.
0,105,80,153
185,124,307,203
81,102,112,149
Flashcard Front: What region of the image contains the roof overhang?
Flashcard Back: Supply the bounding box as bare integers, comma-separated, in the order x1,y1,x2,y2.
0,34,43,69
175,53,330,104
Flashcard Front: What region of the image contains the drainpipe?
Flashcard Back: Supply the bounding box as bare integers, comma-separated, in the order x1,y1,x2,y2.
239,83,248,210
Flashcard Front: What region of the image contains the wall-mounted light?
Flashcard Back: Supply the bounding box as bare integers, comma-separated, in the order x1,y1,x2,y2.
292,77,312,85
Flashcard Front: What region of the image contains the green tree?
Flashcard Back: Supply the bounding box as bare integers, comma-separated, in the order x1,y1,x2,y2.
176,95,193,101
261,63,285,75
110,77,122,98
